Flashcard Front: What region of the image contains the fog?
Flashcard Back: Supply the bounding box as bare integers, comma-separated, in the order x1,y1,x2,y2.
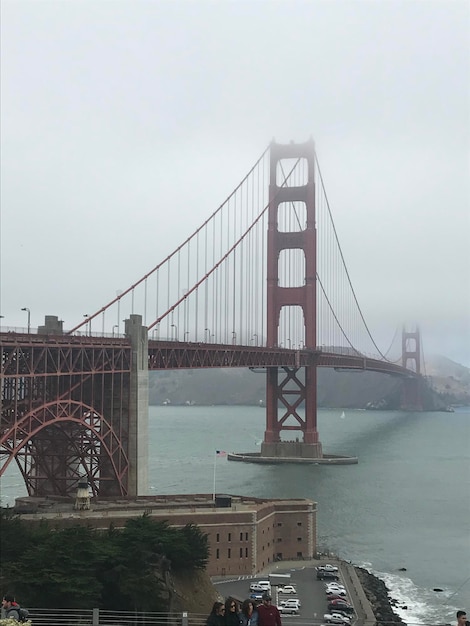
1,0,469,366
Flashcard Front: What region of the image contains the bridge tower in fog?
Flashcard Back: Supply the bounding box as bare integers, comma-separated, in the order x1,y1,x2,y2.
262,140,323,459
401,326,423,411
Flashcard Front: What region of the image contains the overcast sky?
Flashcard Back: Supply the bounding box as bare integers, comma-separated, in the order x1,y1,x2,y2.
1,0,469,366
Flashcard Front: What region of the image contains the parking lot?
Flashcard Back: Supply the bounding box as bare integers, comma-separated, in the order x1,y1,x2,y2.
213,563,356,625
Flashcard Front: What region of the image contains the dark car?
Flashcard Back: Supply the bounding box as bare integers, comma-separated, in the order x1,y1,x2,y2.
327,603,354,614
317,570,339,580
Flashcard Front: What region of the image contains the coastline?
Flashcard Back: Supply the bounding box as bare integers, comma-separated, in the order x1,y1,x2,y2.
257,557,405,624
353,565,405,625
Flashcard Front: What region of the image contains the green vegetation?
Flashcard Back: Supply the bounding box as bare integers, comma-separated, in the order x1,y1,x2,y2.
0,510,209,611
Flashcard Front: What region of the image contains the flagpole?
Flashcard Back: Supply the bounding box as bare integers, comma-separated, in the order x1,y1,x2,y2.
212,451,217,503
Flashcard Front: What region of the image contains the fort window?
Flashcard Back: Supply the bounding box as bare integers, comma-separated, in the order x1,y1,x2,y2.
216,533,220,542
297,552,303,558
228,532,231,542
240,532,243,541
216,548,220,559
240,547,243,557
245,547,248,557
228,548,231,558
245,532,248,540
297,537,302,542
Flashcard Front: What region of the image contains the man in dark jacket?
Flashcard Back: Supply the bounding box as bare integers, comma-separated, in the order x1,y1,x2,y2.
2,593,20,621
257,593,282,626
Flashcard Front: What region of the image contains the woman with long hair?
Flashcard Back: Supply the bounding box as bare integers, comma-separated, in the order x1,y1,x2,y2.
206,601,226,626
224,597,241,626
239,599,259,626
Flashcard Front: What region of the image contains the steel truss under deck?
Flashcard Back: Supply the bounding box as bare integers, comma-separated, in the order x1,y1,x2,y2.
1,334,132,497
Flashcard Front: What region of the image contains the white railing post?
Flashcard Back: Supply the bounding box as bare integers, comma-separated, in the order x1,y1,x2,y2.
182,611,189,626
93,607,99,626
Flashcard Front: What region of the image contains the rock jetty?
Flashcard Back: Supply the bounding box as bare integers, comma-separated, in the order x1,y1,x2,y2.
354,565,405,625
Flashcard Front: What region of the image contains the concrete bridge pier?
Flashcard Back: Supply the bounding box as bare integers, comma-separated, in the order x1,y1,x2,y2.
125,314,149,496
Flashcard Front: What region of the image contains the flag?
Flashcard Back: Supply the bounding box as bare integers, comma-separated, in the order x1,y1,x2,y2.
216,450,227,457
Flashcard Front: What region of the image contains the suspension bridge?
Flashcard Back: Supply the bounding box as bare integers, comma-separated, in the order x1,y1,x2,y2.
0,139,425,499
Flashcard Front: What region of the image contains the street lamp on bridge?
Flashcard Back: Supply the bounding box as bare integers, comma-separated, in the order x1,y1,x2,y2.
112,325,119,337
171,324,178,341
252,334,258,346
205,328,211,342
83,314,91,336
21,307,31,333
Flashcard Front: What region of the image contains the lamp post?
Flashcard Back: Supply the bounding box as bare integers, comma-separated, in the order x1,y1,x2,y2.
205,328,211,342
0,315,4,332
232,331,237,345
21,307,31,333
83,314,91,336
252,334,258,346
171,324,178,341
112,324,119,337
184,331,190,342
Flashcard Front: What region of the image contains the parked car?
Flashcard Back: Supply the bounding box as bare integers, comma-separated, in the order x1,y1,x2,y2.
278,585,297,595
317,570,340,580
318,564,339,572
325,586,346,594
250,581,271,592
328,602,354,614
323,613,351,624
278,605,299,615
250,592,263,601
279,599,301,609
326,594,350,602
325,583,345,588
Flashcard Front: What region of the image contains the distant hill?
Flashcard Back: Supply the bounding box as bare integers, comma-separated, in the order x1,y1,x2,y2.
149,355,470,409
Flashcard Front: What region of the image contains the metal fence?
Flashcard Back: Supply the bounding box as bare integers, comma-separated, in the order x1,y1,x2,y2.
23,608,207,626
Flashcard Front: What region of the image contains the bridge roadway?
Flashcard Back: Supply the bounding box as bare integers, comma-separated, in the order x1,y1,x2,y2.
212,559,376,626
0,332,414,379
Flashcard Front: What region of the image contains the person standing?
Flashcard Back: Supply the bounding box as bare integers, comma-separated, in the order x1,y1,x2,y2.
224,598,240,626
457,611,470,626
239,599,259,626
257,593,281,626
206,602,226,626
2,594,20,621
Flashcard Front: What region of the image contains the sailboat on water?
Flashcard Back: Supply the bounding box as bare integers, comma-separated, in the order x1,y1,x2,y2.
340,411,346,419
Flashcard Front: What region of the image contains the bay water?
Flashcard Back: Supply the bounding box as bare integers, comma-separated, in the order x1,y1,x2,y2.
1,405,469,625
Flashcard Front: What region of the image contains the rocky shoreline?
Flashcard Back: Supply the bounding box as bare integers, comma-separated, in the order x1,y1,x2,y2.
354,565,405,625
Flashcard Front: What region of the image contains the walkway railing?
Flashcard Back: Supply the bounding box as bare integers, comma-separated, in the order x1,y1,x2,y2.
23,608,207,626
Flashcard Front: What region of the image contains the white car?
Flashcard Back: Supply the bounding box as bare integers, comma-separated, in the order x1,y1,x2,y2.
278,604,299,615
279,599,301,609
325,583,346,591
324,613,351,624
325,587,348,596
250,583,266,592
278,585,297,595
319,564,339,572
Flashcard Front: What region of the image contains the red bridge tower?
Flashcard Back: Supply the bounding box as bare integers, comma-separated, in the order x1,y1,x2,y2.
401,326,423,411
262,140,323,459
